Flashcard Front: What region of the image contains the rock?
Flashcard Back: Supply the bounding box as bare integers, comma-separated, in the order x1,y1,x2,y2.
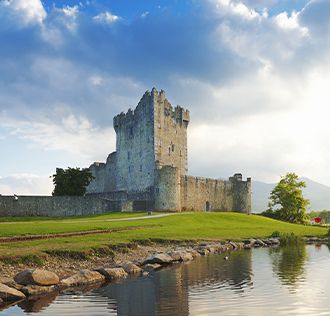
0,278,23,291
187,249,200,258
0,298,3,305
21,285,56,296
60,270,105,287
14,269,59,286
254,239,267,247
180,251,194,262
143,253,173,265
141,271,149,277
228,242,238,250
143,263,162,272
167,251,182,262
122,262,142,274
196,248,210,256
244,244,252,249
94,268,127,280
207,245,220,253
269,238,280,245
0,283,26,301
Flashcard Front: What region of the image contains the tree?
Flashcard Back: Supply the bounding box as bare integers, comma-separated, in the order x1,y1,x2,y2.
263,173,309,224
52,167,94,196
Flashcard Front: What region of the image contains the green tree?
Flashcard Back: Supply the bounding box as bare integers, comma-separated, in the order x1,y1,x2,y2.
264,173,309,224
52,167,94,196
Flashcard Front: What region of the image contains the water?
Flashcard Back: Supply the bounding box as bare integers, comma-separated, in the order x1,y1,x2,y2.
1,244,330,316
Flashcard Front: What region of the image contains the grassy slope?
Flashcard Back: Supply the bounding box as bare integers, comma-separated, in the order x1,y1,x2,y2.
0,213,326,258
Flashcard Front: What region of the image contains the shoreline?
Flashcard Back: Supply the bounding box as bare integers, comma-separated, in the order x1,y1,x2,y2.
1,236,329,310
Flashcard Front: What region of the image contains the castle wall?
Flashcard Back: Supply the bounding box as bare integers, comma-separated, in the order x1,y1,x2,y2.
113,91,156,193
180,176,234,212
180,175,251,212
153,89,189,176
0,196,116,217
87,162,106,193
104,152,118,192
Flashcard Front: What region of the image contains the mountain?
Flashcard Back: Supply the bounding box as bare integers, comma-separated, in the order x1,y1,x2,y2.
252,178,330,213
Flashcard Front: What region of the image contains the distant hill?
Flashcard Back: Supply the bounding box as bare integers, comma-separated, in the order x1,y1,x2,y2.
252,178,330,213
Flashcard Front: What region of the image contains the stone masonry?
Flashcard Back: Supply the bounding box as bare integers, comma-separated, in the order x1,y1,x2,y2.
86,88,251,213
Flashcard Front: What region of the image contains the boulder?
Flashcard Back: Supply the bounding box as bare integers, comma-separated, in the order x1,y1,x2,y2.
14,269,59,286
122,262,142,274
94,268,127,280
21,285,56,296
143,253,173,265
0,298,3,305
60,270,105,287
187,249,201,258
0,283,26,301
0,278,23,291
180,252,194,262
254,239,267,247
167,251,182,262
196,248,210,256
143,263,162,272
228,242,238,250
268,238,280,245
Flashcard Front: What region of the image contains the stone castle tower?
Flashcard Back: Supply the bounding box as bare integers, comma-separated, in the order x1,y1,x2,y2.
86,88,251,213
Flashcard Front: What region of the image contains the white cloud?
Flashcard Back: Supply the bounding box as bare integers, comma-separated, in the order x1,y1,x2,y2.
2,113,116,162
93,11,120,24
1,0,47,25
0,174,53,195
141,11,149,18
213,0,260,20
62,5,79,18
274,11,308,35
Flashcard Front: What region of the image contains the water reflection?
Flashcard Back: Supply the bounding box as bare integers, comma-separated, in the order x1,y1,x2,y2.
94,250,253,316
1,245,330,316
269,244,307,291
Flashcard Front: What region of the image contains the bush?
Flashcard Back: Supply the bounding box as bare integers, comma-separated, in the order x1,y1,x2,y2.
279,233,303,246
270,231,281,238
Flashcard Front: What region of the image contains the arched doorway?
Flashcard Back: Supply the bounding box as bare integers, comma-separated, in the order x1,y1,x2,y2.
205,201,210,212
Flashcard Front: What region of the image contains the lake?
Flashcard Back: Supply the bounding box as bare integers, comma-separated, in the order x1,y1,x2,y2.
1,244,329,316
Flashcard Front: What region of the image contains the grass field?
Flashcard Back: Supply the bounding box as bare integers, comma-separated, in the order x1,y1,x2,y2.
0,212,327,260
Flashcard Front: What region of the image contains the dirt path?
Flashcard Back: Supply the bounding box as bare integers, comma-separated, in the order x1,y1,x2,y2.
0,225,158,243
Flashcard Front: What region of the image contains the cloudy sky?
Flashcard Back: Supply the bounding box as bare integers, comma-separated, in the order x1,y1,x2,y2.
0,0,330,195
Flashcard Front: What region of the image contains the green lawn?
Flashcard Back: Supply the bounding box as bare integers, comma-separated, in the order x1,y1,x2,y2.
0,211,149,223
0,212,327,259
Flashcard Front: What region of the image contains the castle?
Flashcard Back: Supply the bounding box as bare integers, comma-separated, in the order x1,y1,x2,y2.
86,88,251,213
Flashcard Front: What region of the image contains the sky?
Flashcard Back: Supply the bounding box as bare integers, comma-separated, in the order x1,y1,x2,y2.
0,0,330,195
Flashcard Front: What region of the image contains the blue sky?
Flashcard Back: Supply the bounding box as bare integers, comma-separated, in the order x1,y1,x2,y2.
0,0,330,194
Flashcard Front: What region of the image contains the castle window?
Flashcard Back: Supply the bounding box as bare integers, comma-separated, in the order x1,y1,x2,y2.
127,152,130,160
168,147,171,155
172,144,175,152
180,150,182,157
155,188,160,194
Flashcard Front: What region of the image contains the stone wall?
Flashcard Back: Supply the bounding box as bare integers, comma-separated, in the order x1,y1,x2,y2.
180,176,234,212
180,174,251,213
0,196,116,217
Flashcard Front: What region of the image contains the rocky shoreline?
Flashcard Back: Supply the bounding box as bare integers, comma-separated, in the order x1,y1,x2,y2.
0,236,329,311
